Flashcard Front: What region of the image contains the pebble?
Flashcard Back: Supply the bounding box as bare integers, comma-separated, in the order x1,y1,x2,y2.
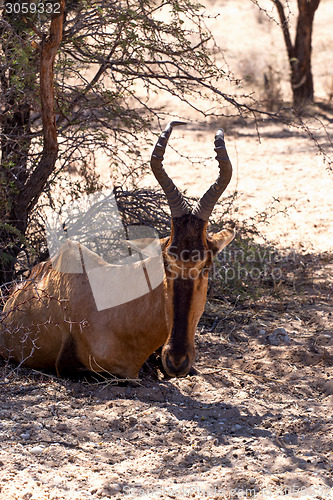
97,482,122,496
30,446,44,454
267,327,290,346
20,433,31,440
323,380,333,395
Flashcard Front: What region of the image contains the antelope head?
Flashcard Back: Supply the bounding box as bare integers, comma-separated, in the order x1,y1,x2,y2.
151,122,235,377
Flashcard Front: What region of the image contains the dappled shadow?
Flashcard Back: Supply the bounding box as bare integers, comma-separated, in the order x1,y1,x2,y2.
0,243,332,497
1,351,332,498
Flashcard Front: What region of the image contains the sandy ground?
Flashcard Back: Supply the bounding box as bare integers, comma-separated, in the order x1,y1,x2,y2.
1,0,333,499
141,118,333,254
1,261,332,500
138,0,333,254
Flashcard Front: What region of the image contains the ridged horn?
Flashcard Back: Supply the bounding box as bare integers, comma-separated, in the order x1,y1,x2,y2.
192,129,232,221
151,121,189,218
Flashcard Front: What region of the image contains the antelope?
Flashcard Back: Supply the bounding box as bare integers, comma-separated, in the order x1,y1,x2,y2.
0,122,235,378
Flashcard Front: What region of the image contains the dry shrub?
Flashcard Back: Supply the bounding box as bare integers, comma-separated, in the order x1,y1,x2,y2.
261,64,283,111
237,54,284,111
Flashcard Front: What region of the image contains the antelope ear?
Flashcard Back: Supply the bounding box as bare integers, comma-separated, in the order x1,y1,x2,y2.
207,228,235,256
159,237,170,250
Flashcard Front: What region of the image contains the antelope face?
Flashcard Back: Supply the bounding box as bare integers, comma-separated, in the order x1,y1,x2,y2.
150,121,234,377
161,215,235,377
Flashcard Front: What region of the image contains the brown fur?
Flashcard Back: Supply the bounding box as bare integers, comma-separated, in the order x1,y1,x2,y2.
0,222,235,378
161,215,235,376
0,241,168,378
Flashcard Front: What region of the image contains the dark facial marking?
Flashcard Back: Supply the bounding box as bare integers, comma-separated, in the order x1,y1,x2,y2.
169,214,207,260
169,276,194,354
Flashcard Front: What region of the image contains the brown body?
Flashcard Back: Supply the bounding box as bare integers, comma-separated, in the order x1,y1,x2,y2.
0,123,235,378
1,244,168,378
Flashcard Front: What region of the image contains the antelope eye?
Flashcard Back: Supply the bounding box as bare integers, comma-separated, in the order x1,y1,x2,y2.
202,267,210,276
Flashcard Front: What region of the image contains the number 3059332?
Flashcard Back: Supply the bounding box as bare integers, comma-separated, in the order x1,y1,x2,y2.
5,2,61,14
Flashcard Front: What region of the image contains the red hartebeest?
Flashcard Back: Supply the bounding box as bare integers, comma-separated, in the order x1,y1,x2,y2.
0,122,235,378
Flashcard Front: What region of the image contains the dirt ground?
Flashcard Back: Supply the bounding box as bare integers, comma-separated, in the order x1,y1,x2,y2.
1,0,333,499
0,251,332,500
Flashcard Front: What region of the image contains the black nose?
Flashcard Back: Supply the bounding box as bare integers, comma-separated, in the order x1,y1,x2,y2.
165,353,190,377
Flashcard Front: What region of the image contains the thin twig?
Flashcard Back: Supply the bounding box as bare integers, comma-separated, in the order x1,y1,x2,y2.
202,365,281,383
83,355,141,386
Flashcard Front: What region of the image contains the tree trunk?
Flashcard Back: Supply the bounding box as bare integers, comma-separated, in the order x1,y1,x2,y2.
0,1,65,286
272,0,320,107
291,0,320,106
0,5,33,284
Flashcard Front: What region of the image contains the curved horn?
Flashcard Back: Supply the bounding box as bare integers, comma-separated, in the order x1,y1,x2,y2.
192,129,232,221
151,121,190,218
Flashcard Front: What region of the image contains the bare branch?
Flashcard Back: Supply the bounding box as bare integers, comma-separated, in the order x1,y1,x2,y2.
20,0,65,211
271,0,294,61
